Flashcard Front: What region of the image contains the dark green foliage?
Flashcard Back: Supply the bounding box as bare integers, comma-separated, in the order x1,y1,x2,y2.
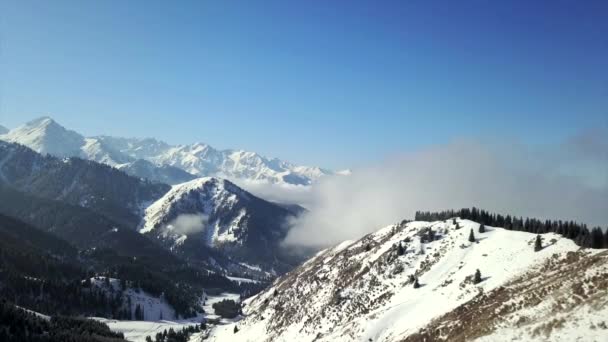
212,299,241,319
0,213,238,320
415,207,605,249
428,228,436,241
413,277,420,289
590,227,605,249
473,269,482,284
534,235,542,252
0,299,127,341
148,325,197,342
134,305,143,321
468,229,475,243
478,224,485,233
397,243,405,256
234,325,239,333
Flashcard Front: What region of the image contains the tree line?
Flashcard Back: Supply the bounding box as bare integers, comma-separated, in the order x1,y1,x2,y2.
415,207,607,249
0,299,126,342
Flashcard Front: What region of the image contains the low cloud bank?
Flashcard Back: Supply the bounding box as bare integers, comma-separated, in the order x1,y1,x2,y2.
166,214,208,235
242,130,608,248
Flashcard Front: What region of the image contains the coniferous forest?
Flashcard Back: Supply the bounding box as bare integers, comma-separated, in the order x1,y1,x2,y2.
415,207,607,249
0,299,127,342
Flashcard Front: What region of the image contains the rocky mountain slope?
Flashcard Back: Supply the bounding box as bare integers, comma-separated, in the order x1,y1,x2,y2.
1,117,335,185
208,219,607,342
0,140,168,228
140,177,305,277
0,141,304,278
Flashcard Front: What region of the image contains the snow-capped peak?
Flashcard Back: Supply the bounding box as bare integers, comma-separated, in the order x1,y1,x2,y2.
2,117,335,186
140,177,251,238
139,176,302,276
1,116,85,157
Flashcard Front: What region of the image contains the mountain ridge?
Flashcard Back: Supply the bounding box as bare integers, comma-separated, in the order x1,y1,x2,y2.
1,117,336,185
0,140,306,278
208,218,608,341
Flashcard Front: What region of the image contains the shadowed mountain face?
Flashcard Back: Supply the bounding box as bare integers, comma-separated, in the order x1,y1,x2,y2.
0,140,168,228
0,140,309,277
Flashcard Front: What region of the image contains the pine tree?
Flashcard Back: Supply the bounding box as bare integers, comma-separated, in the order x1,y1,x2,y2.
468,229,475,242
413,277,420,289
534,235,542,252
134,304,143,320
478,224,485,233
234,325,239,333
473,269,482,284
590,227,604,249
397,243,405,256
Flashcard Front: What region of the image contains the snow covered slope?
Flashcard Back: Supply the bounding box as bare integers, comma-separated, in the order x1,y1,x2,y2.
142,142,331,185
140,177,304,276
91,277,179,321
208,219,607,342
1,117,86,157
0,117,191,184
1,117,335,185
0,125,8,135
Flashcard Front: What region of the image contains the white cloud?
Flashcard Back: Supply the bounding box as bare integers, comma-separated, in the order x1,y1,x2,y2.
166,213,208,235
239,131,607,248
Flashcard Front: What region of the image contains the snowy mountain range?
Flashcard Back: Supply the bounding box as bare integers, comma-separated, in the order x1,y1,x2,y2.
209,219,608,342
0,117,336,185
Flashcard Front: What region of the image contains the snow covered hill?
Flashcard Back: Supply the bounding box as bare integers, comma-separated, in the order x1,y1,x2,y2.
140,177,305,277
208,219,608,342
0,125,8,135
1,117,336,185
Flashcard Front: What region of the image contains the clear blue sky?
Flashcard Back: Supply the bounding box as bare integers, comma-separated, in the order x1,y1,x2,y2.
0,0,606,168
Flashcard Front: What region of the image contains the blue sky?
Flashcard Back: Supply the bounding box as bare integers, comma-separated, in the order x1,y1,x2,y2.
0,0,606,169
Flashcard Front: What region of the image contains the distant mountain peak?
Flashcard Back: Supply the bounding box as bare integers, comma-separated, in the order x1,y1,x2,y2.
2,116,84,157
26,116,56,126
2,116,336,185
0,125,8,135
